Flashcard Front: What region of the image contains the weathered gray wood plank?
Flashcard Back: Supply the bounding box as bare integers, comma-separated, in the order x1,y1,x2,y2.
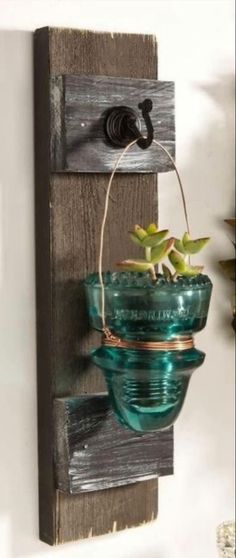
51,173,158,397
54,395,173,494
50,74,175,173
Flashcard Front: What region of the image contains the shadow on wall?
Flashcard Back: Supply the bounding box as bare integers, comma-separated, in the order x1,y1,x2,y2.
201,74,235,340
161,73,235,338
198,75,235,338
0,29,46,558
0,28,235,558
153,74,235,558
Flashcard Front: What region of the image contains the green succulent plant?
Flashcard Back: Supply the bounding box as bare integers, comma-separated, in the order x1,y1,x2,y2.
117,223,210,281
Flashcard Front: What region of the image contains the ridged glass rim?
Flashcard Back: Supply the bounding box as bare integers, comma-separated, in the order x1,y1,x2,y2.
85,271,212,291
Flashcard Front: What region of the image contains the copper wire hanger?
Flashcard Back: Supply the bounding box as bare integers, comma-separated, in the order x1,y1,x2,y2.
98,100,192,350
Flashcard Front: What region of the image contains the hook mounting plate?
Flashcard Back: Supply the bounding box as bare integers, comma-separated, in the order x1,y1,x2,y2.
50,74,175,173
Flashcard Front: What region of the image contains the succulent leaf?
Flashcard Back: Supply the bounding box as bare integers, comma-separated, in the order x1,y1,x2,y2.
134,225,148,241
182,232,191,245
146,223,158,235
184,237,210,254
129,232,143,247
142,229,169,247
151,238,175,264
116,259,154,272
174,238,186,254
182,265,204,276
169,250,203,276
168,250,187,273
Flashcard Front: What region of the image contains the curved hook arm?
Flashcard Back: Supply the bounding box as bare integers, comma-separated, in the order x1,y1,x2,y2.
136,99,154,149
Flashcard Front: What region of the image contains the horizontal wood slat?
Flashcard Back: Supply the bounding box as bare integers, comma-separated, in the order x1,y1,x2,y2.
54,395,173,494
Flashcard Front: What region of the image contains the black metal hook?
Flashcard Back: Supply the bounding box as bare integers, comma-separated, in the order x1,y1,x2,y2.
137,99,153,149
104,98,154,150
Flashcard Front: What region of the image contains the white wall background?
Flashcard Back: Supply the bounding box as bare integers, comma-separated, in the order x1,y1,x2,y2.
0,1,235,557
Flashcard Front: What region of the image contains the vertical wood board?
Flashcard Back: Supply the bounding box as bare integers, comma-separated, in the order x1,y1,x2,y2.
34,26,161,546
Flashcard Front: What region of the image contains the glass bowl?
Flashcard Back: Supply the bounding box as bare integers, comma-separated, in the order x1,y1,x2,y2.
85,272,212,341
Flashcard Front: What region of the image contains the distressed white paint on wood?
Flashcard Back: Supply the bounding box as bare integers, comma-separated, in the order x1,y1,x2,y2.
54,395,173,494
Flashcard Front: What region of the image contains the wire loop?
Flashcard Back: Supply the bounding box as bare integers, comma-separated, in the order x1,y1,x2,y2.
98,138,190,332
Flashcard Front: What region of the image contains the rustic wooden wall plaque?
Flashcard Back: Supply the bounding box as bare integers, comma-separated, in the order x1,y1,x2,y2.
50,75,175,173
34,26,175,546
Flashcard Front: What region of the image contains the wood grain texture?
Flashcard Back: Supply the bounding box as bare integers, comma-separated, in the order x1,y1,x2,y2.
54,396,173,494
56,479,158,543
50,74,175,172
34,26,163,546
51,172,158,397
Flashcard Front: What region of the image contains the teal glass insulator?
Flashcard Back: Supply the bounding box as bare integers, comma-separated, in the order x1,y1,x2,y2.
85,272,212,432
